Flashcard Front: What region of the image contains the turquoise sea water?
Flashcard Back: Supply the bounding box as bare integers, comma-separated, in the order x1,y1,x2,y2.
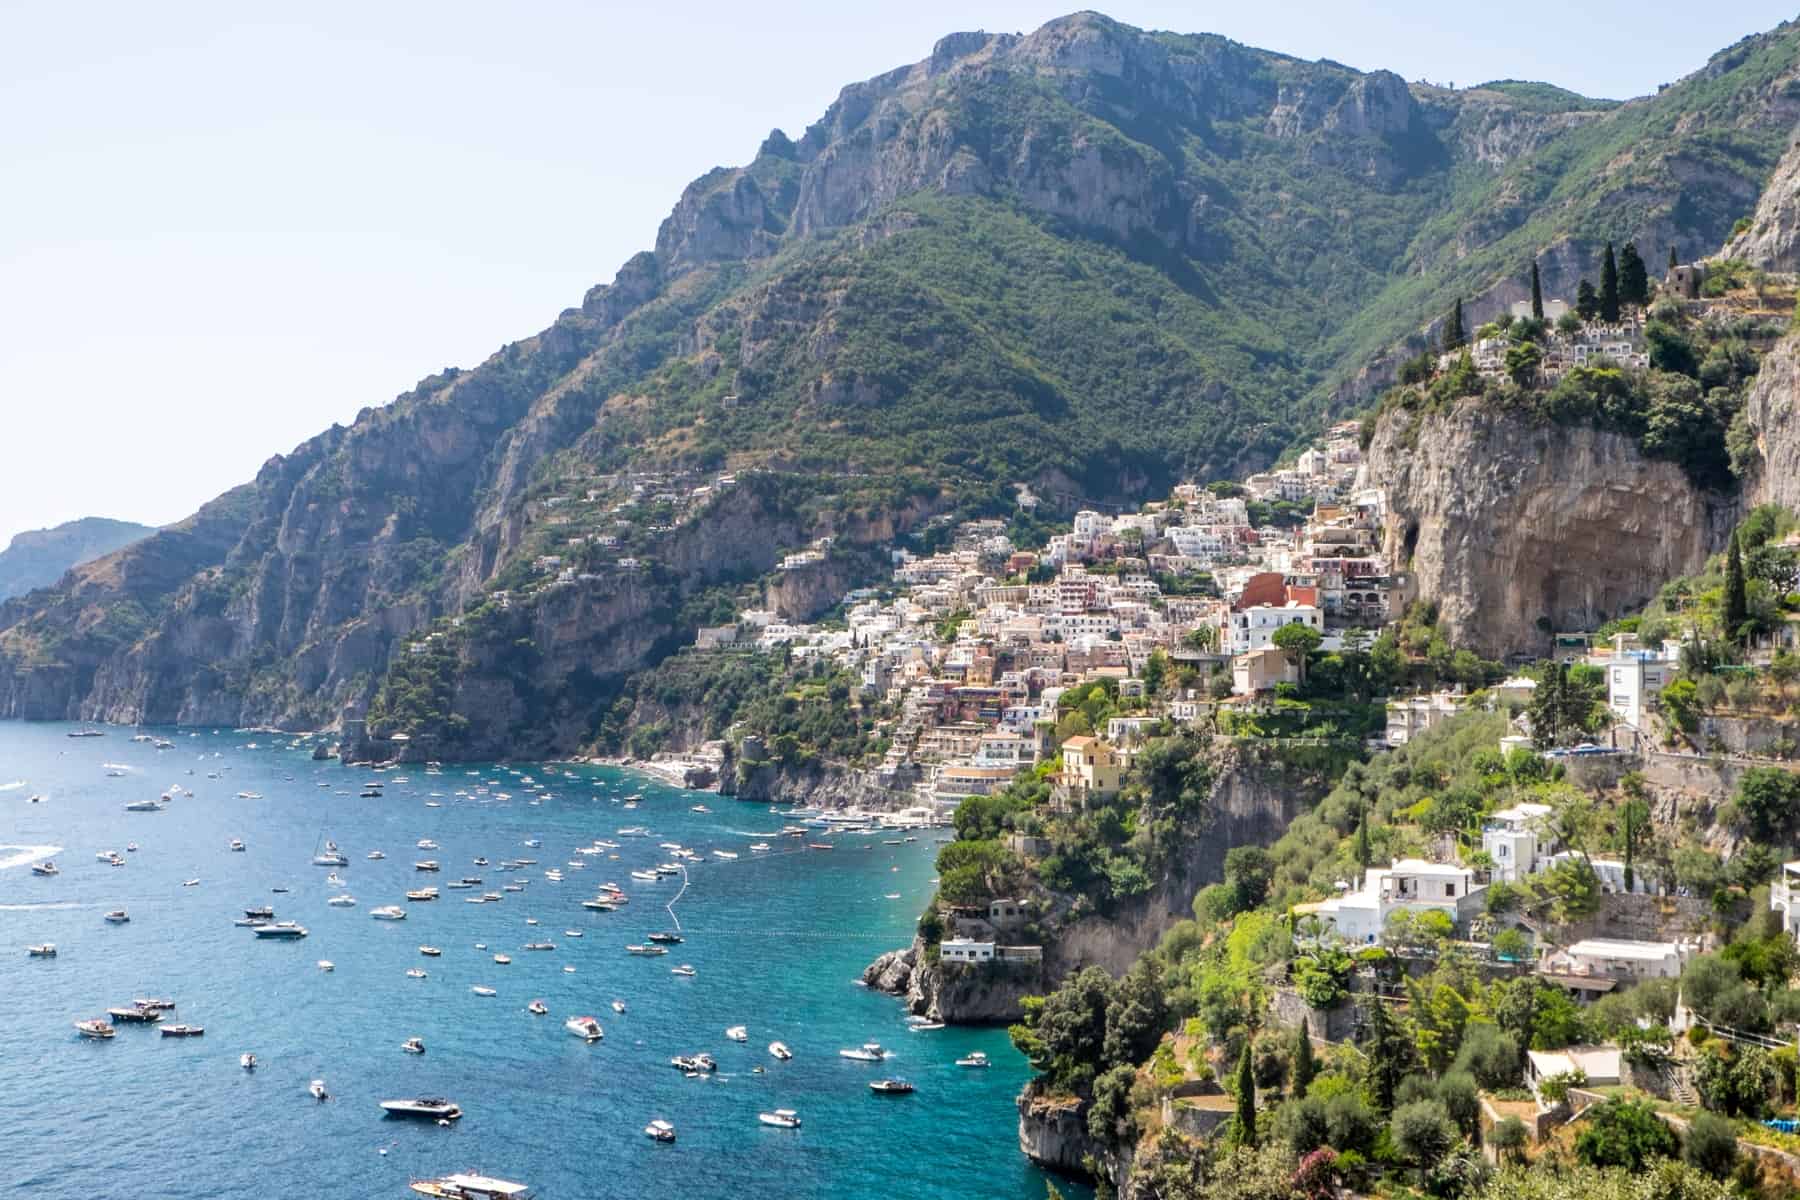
0,722,1060,1199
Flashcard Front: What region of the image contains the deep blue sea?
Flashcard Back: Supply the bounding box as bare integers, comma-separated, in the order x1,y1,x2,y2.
0,722,1060,1199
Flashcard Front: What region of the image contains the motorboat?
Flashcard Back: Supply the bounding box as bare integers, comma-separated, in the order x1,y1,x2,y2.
408,1173,534,1200
611,1000,626,1014
527,1000,548,1015
104,910,130,924
643,1119,676,1143
768,1042,792,1060
183,878,199,887
725,1025,748,1042
159,1024,205,1037
711,850,738,860
838,1043,887,1062
75,1019,116,1039
312,843,349,867
472,857,489,866
581,900,616,912
402,1037,426,1055
414,861,441,872
908,1022,945,1032
406,888,439,901
628,870,658,882
758,1109,801,1129
749,843,771,852
625,944,666,956
381,1098,463,1121
326,873,346,887
668,1053,717,1073
318,960,335,972
956,1051,991,1068
32,861,59,876
525,918,539,926
471,986,496,997
492,954,511,965
522,942,554,952
565,929,582,938
252,922,309,939
417,839,439,850
869,1078,915,1095
229,839,246,852
370,906,407,920
565,1016,603,1042
690,804,710,813
419,946,442,956
407,968,428,979
670,964,696,978
310,1079,329,1101
245,905,274,920
367,851,386,860
240,1053,257,1070
327,895,357,907
28,943,56,957
134,997,176,1011
646,931,682,944
108,1005,161,1024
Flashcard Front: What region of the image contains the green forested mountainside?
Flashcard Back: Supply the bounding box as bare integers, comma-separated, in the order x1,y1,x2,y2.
2,12,1798,736
0,518,155,601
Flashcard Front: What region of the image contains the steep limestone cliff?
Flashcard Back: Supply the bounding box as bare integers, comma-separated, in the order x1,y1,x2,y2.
1367,399,1734,658
1727,135,1800,272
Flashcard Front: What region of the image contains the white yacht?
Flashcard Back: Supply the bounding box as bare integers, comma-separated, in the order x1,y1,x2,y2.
711,850,738,860
103,910,130,924
380,1098,461,1121
527,999,548,1015
956,1051,991,1068
725,1025,748,1042
312,842,349,867
644,1119,675,1143
419,946,441,956
768,1041,792,1060
31,861,58,876
402,1036,426,1055
239,1053,256,1069
470,986,496,997
670,964,696,978
838,1042,887,1062
565,1016,603,1042
317,960,335,972
758,1109,802,1129
327,894,357,907
367,850,386,860
408,1173,533,1200
407,968,428,979
405,888,439,901
75,1019,115,1039
370,905,407,921
252,922,308,939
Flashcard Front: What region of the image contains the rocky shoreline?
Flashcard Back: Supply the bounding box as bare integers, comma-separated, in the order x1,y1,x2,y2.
861,937,1044,1024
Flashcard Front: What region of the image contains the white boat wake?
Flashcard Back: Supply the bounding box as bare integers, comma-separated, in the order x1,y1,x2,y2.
0,845,63,872
0,780,25,791
0,901,83,912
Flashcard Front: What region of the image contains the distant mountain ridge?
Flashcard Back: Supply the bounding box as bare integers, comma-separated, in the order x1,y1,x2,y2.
3,11,1799,748
0,518,155,601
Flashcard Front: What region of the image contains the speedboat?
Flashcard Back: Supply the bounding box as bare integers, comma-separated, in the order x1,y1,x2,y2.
492,954,511,965
908,1021,945,1032
318,960,335,972
103,910,130,924
367,851,386,860
670,964,696,977
183,878,199,887
581,899,616,912
124,799,164,812
769,1042,792,1060
402,1036,426,1055
31,861,58,876
229,839,246,852
646,931,682,944
75,1019,116,1039
611,1000,626,1014
381,1098,463,1121
108,1005,161,1024
252,922,308,939
471,986,496,997
245,905,274,920
240,1053,257,1070
956,1051,990,1068
417,839,439,850
325,873,345,886
134,998,176,1011
407,968,428,979
409,1173,534,1200
527,1000,548,1015
522,942,554,952
419,946,441,956
629,870,658,882
725,1025,748,1042
406,888,439,901
625,944,666,956
310,1079,329,1101
869,1078,915,1095
414,860,440,872
758,1109,801,1129
749,843,771,852
712,850,738,860
838,1042,886,1062
644,1119,675,1143
159,1024,205,1037
327,895,357,907
370,906,407,921
27,943,57,957
565,1016,603,1042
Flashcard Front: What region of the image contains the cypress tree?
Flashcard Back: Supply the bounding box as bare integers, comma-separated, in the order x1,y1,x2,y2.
1292,1022,1318,1097
1600,242,1620,323
1623,804,1635,895
1668,245,1679,271
1529,259,1544,321
1442,298,1466,352
1354,815,1371,872
1233,1044,1258,1147
1619,241,1649,306
1725,529,1748,641
1576,278,1598,321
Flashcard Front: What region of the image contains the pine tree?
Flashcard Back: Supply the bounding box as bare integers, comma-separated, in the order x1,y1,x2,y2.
1529,259,1544,321
1233,1044,1258,1147
1576,278,1598,321
1725,529,1748,641
1600,242,1620,323
1292,1022,1317,1097
1442,298,1466,352
1363,996,1411,1112
1619,241,1649,306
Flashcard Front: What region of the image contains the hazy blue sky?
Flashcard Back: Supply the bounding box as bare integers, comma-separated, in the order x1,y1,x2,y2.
2,1,1792,546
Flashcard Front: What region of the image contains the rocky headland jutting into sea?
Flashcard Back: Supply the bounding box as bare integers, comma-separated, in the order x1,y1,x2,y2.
13,9,1800,1200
